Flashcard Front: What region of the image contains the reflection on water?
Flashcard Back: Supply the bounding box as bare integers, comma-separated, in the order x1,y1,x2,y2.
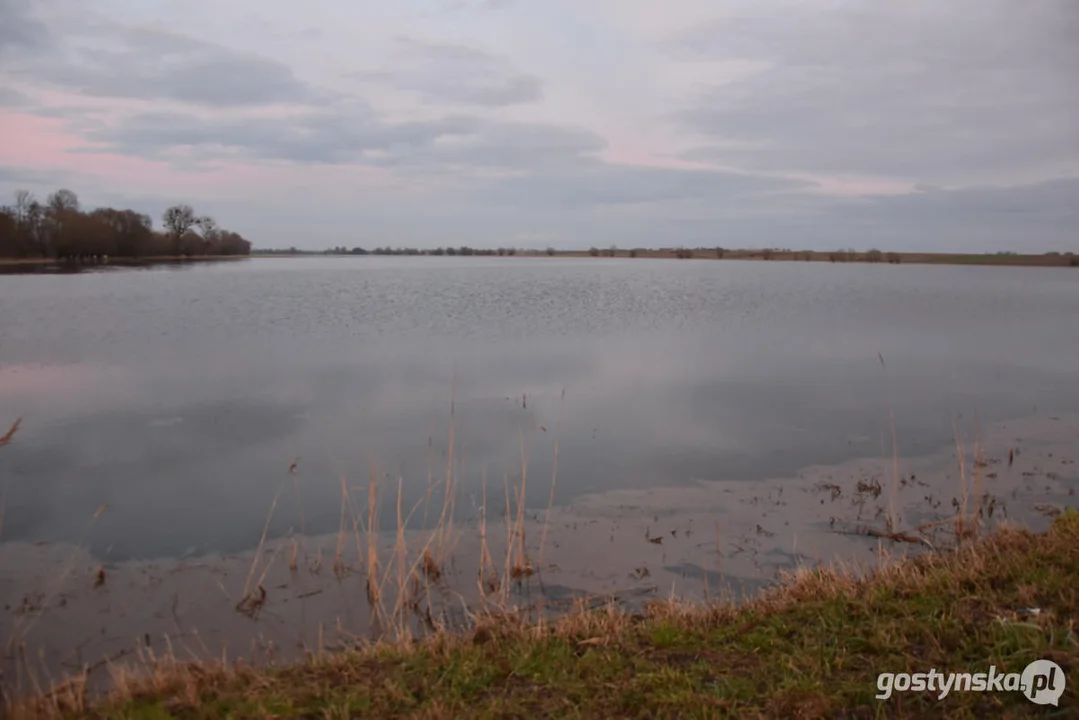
1,257,1078,561
1,412,1076,694
2,257,1079,692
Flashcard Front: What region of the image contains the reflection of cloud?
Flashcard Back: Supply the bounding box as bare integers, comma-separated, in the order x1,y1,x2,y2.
0,363,100,396
0,363,140,425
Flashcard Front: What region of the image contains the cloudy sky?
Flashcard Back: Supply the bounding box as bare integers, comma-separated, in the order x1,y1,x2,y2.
1,0,1076,251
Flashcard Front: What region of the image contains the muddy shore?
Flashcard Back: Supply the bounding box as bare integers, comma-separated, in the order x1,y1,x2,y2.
2,412,1077,697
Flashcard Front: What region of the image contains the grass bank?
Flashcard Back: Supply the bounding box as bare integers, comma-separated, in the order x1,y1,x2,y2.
14,511,1077,719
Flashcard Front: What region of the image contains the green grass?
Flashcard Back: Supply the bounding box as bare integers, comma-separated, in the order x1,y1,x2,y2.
16,511,1079,719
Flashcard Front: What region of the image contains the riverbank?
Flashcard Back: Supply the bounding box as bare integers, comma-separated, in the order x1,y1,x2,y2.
12,511,1077,719
0,256,250,273
520,249,1079,267
2,410,1077,716
277,249,1079,267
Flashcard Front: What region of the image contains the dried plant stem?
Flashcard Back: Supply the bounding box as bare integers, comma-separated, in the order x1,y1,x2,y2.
538,388,564,565
242,481,283,600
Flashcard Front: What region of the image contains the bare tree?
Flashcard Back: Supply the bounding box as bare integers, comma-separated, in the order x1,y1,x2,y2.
0,207,15,257
92,208,153,257
5,190,36,256
25,201,46,256
1,188,250,261
196,216,222,254
13,190,33,225
163,204,197,255
45,189,80,257
197,216,219,238
47,188,79,215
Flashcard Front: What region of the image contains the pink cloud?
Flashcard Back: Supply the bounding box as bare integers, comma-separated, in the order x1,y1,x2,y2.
791,173,915,197
0,106,435,207
0,110,267,196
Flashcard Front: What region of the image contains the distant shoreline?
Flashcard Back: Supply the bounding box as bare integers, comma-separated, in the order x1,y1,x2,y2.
5,250,1075,271
254,249,1079,268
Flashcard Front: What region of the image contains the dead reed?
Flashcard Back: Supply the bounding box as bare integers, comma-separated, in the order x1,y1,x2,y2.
9,511,1076,719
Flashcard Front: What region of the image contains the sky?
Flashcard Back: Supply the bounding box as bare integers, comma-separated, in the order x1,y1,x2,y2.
0,0,1076,252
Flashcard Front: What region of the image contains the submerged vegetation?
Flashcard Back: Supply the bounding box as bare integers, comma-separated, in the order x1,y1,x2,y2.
10,511,1078,718
4,397,1076,718
2,372,1077,718
0,189,251,262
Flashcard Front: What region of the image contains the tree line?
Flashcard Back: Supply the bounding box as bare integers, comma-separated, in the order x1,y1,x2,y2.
322,246,519,256
0,189,252,260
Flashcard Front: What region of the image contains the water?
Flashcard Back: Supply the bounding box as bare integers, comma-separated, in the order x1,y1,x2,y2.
1,257,1078,563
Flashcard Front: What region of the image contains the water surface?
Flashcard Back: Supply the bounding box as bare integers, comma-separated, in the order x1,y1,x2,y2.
1,257,1078,561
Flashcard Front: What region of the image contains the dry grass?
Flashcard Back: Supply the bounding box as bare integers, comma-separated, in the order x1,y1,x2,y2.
9,511,1077,719
4,399,1076,718
0,416,21,447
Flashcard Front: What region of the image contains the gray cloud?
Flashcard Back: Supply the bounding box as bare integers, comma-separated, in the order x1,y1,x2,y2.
486,163,810,209
3,0,1076,254
77,106,603,172
170,174,1074,253
1,3,316,107
834,178,1079,235
0,0,47,53
671,1,1079,183
0,164,93,194
434,0,516,14
0,86,31,107
351,36,542,107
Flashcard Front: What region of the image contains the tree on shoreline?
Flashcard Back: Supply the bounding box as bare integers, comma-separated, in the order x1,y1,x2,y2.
0,189,252,260
163,204,197,255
